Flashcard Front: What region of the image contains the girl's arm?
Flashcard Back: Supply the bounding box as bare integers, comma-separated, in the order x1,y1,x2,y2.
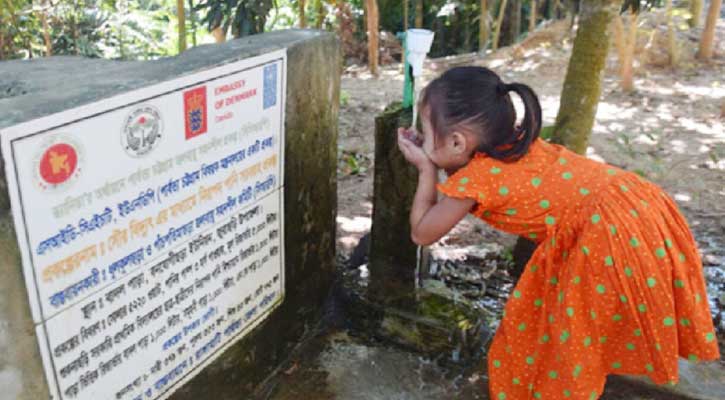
398,130,476,246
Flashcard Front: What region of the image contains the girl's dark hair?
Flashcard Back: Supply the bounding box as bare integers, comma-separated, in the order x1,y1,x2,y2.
420,66,542,161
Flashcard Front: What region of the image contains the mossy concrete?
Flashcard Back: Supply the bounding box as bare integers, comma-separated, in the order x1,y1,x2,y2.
369,103,419,306
340,277,491,367
0,29,341,399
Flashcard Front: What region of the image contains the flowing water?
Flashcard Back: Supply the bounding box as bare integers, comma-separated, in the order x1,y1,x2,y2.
411,85,419,132
412,83,424,292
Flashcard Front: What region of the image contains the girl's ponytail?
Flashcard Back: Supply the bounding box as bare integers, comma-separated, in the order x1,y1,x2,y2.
494,82,542,161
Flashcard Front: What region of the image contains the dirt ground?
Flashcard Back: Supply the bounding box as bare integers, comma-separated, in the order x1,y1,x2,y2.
335,16,725,340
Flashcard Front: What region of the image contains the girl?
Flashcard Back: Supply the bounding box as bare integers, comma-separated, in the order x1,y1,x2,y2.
397,66,719,399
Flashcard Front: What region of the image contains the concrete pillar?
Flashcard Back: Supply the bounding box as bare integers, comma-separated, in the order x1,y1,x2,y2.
369,104,419,305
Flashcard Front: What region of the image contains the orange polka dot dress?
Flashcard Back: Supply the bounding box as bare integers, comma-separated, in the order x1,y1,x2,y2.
437,138,720,400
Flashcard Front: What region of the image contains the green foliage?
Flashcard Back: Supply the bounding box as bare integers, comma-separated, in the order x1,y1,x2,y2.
501,246,514,263
195,0,273,38
265,0,297,30
344,152,367,175
633,168,648,178
340,89,350,107
540,125,555,141
0,0,191,60
375,0,539,57
708,146,722,166
402,0,487,57
47,2,108,58
0,0,37,59
0,0,610,62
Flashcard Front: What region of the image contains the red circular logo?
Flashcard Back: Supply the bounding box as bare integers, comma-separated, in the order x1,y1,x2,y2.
39,143,78,185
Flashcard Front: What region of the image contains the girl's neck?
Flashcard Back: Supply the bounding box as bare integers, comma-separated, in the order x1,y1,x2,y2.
444,167,459,176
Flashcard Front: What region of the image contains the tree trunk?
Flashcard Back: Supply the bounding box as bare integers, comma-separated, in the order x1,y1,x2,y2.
463,7,472,50
177,0,186,53
665,0,678,66
547,0,555,18
480,0,489,50
415,0,423,28
502,0,522,45
366,0,379,75
212,26,226,43
404,0,409,31
492,0,509,50
612,14,626,73
620,11,637,92
698,0,722,60
511,0,522,41
403,0,409,66
6,7,25,58
435,15,446,51
566,0,574,30
552,0,616,154
188,0,197,46
5,8,18,58
116,0,126,57
450,9,461,50
529,0,537,33
299,0,307,28
26,37,32,58
38,1,52,56
21,13,32,60
315,0,325,29
688,0,702,28
0,20,5,60
72,15,79,55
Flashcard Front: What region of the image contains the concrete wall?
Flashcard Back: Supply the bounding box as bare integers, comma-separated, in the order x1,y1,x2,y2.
0,30,340,399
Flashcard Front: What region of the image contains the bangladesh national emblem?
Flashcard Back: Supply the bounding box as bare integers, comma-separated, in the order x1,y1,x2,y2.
122,105,163,157
34,135,83,190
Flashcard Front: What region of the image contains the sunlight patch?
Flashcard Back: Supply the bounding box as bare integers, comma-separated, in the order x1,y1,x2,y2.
337,215,372,233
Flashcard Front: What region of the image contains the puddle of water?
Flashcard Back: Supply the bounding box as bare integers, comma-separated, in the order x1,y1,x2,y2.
696,230,725,351
425,243,516,332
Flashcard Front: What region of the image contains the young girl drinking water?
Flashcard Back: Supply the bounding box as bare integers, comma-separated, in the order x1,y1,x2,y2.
397,66,719,399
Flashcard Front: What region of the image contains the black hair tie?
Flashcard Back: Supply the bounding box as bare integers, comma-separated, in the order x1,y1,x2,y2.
496,82,508,96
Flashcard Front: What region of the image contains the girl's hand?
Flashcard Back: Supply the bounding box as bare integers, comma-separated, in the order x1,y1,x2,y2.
399,127,423,146
397,128,433,172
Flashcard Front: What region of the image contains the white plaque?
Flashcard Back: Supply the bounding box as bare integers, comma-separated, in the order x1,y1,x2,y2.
1,49,287,400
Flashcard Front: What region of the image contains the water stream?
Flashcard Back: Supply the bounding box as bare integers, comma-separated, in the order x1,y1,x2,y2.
411,84,419,132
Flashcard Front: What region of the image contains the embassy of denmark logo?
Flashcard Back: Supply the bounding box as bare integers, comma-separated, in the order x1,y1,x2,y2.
121,105,163,157
184,86,208,140
34,135,83,190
